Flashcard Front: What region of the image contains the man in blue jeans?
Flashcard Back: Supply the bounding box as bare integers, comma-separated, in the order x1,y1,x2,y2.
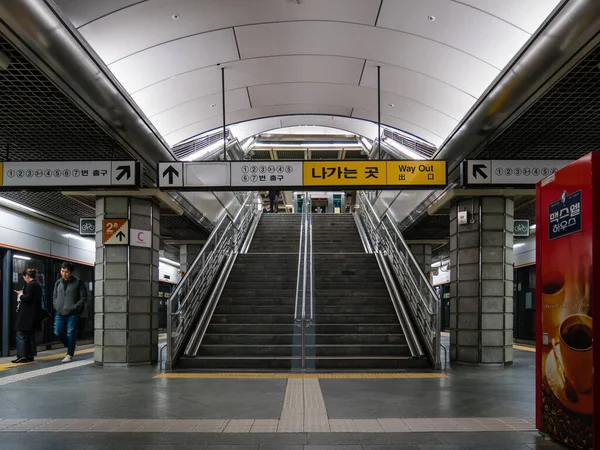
53,261,87,363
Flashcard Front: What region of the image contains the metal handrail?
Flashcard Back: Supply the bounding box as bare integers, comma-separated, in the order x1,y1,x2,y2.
294,193,313,370
357,191,441,369
294,194,306,327
166,191,260,370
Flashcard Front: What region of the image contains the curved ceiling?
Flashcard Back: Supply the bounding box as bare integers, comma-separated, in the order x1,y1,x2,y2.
54,0,562,148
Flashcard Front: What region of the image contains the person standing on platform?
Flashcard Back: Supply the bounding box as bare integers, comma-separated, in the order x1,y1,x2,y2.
12,268,43,363
53,261,88,363
268,190,280,213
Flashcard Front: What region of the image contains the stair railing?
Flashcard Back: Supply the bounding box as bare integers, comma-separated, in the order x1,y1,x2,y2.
166,191,260,370
357,191,441,369
294,192,313,370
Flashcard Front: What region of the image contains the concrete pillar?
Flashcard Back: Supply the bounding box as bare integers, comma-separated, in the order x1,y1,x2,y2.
180,244,203,274
94,197,160,365
409,244,432,276
449,197,514,365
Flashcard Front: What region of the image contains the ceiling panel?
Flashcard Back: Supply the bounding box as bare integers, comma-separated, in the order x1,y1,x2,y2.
230,115,380,141
458,0,562,34
0,35,131,162
53,0,142,28
134,55,364,117
235,21,499,97
150,88,250,136
249,83,458,138
378,0,529,69
352,109,443,146
474,44,600,160
279,116,379,140
360,61,476,120
164,105,354,145
76,0,380,64
108,28,239,92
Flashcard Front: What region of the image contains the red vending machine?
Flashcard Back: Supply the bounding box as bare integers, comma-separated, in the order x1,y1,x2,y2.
536,153,599,449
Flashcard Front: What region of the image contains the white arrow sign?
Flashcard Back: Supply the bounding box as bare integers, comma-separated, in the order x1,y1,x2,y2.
158,162,183,187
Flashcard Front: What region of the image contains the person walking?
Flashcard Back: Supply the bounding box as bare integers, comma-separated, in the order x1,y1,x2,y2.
12,268,43,364
53,261,88,363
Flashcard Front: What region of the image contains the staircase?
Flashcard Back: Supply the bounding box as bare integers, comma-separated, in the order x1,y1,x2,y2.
311,214,428,369
179,214,301,370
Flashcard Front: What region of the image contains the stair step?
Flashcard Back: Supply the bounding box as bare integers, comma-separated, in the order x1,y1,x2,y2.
211,314,295,324
314,324,402,334
207,324,296,334
203,334,296,345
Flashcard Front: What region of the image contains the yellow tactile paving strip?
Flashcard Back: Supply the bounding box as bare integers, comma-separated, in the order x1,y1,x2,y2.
154,372,449,379
0,348,94,372
513,345,535,353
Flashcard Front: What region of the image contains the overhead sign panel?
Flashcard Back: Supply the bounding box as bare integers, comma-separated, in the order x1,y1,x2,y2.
463,160,572,185
303,161,387,186
185,162,230,187
386,161,446,186
0,161,140,188
231,161,302,187
158,160,449,190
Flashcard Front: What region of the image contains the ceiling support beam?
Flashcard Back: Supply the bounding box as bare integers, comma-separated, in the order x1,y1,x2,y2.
63,189,185,215
427,188,535,216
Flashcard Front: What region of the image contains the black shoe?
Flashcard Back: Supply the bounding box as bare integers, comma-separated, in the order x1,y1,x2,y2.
25,357,34,362
11,357,28,364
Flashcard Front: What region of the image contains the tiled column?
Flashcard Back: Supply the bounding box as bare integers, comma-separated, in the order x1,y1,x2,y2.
409,244,432,276
94,197,160,365
449,197,514,365
180,244,203,274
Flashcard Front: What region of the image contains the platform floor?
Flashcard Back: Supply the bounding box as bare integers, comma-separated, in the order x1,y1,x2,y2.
0,342,562,449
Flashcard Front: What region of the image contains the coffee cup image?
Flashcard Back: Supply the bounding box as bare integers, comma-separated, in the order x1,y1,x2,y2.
542,271,566,339
558,314,593,394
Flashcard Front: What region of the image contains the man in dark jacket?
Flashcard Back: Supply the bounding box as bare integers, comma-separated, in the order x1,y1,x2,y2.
53,261,87,363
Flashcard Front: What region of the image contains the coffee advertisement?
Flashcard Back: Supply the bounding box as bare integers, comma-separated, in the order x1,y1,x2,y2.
536,154,595,449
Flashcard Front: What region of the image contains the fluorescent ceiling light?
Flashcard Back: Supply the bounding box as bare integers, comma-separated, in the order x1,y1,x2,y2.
184,139,225,161
530,224,536,229
253,142,361,148
13,254,31,260
63,233,93,242
514,243,526,249
159,257,181,267
382,136,425,160
0,196,38,213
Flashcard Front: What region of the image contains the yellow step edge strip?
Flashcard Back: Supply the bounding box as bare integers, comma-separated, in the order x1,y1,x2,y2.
0,347,94,371
154,372,449,379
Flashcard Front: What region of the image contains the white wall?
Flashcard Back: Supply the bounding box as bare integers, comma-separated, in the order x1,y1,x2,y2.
159,261,180,283
514,233,536,267
0,206,95,264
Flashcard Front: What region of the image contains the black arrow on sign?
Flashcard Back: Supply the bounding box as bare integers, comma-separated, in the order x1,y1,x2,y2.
116,231,126,242
162,165,179,185
472,164,488,180
116,165,131,181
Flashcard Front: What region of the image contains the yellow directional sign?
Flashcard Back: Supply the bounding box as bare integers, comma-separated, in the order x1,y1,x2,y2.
0,162,3,187
386,161,446,186
303,161,387,186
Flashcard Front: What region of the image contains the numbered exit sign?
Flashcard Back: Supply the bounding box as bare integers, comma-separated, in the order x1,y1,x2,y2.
103,219,129,246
